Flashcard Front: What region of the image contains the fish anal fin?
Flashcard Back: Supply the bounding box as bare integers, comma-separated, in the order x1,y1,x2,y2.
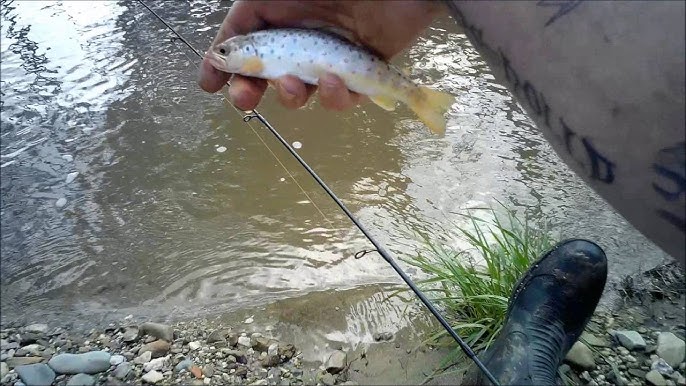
370,94,397,111
407,86,455,136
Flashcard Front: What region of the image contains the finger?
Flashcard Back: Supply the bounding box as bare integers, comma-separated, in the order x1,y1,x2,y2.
199,57,231,93
317,73,358,111
228,75,268,111
274,75,316,109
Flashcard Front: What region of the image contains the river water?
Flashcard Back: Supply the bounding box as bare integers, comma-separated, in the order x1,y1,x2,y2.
0,0,671,334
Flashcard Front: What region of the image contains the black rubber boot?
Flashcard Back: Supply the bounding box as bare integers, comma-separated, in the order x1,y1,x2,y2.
461,239,608,386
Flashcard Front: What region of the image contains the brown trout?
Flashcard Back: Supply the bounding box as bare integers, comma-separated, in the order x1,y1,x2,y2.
208,28,455,134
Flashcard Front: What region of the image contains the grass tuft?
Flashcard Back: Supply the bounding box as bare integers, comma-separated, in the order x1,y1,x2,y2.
400,203,558,375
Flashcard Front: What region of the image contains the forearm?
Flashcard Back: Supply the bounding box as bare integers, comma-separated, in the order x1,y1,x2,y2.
445,1,685,264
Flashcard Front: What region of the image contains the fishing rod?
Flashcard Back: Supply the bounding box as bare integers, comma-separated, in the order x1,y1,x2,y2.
137,2,500,384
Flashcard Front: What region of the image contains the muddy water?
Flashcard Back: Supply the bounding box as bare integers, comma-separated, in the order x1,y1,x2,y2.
0,0,671,337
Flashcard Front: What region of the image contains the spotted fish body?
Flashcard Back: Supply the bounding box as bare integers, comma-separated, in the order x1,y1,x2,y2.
208,28,455,134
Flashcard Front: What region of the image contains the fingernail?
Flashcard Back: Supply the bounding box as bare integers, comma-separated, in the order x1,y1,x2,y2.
320,73,339,89
278,82,297,101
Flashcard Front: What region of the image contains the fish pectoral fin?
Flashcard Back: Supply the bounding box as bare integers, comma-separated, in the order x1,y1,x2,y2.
239,56,265,75
370,94,397,112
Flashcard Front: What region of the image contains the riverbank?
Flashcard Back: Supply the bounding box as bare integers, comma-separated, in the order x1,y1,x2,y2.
1,262,683,386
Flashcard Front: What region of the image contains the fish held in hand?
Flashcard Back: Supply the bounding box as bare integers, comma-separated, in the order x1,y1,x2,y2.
208,28,455,135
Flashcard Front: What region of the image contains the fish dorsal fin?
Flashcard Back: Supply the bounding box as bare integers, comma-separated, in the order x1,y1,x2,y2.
370,94,397,111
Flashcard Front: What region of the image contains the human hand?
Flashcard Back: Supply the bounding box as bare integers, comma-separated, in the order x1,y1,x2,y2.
198,0,445,111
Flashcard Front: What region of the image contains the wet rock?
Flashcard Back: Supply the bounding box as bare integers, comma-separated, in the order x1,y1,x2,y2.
48,351,111,374
188,341,202,351
237,336,251,348
113,363,131,380
613,330,647,351
653,358,675,375
565,341,595,369
261,354,281,367
109,354,125,366
647,370,668,386
133,351,152,365
141,370,164,384
66,373,95,386
206,330,228,344
24,325,49,334
1,362,7,379
252,336,272,352
175,359,193,372
202,364,214,378
6,357,43,368
325,350,346,374
278,344,296,360
139,323,174,342
140,340,171,358
268,343,278,357
15,363,55,386
122,327,139,343
227,333,239,347
658,332,685,368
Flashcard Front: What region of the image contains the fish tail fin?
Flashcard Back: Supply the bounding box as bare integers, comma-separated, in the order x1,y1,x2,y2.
407,86,455,135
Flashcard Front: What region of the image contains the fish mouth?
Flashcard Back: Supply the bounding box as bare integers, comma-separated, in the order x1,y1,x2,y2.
207,50,228,73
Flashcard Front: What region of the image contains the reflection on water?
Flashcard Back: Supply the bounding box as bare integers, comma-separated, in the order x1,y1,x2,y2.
1,1,671,331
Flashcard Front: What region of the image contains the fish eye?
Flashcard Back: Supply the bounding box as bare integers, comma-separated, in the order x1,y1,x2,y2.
219,48,226,54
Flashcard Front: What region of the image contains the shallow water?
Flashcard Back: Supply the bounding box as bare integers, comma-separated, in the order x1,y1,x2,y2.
0,1,671,331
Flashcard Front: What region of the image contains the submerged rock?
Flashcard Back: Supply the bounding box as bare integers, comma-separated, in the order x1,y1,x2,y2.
647,369,668,386
325,350,346,374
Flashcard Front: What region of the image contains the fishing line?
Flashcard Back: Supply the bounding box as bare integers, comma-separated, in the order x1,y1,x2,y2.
138,2,500,384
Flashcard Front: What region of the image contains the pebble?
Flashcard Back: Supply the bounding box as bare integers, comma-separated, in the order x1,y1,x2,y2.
48,351,111,374
647,370,668,386
15,363,56,386
66,373,95,386
658,332,685,368
0,362,7,379
65,172,79,184
202,364,214,378
188,341,202,351
109,354,125,366
206,330,228,344
653,358,675,375
133,350,152,365
55,197,67,208
25,324,49,334
113,362,131,380
216,146,227,153
6,357,43,368
565,341,596,369
175,359,194,372
190,365,203,379
143,355,169,372
140,340,171,358
141,370,164,384
122,327,139,343
238,337,251,348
